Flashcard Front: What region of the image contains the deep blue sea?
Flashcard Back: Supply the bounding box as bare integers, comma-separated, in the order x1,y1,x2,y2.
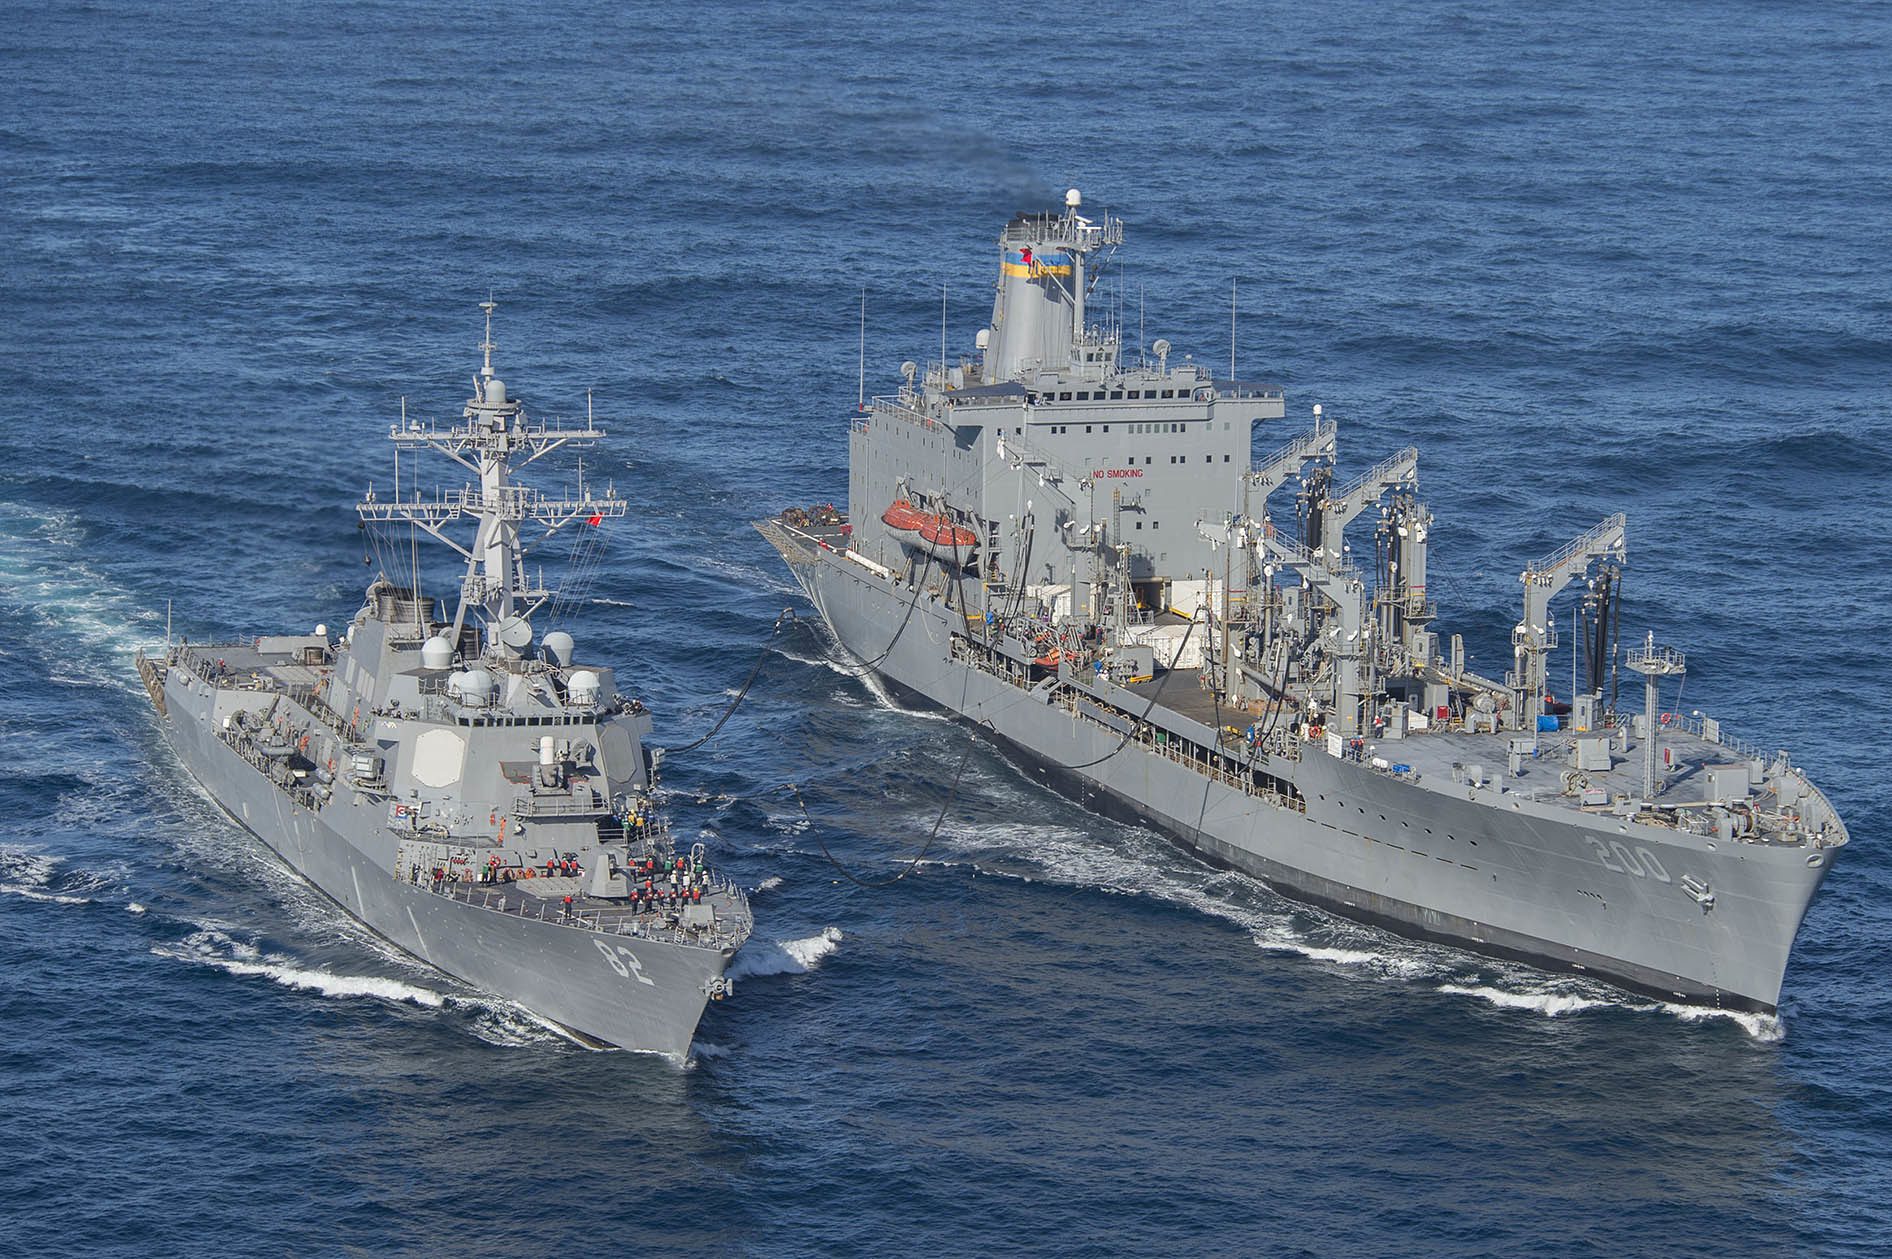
4,2,1890,1255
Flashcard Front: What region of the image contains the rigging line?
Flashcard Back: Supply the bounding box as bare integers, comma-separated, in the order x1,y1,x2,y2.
1251,616,1297,756
922,600,1204,779
1038,613,1202,773
1188,655,1228,838
1228,618,1296,802
567,511,615,614
545,517,586,624
806,519,985,888
660,609,797,756
794,723,976,889
551,520,609,627
833,543,938,673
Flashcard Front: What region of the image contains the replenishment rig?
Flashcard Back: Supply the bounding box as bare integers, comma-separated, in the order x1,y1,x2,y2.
761,193,1844,1013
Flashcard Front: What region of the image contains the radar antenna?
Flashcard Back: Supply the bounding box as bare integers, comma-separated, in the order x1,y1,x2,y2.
357,301,628,660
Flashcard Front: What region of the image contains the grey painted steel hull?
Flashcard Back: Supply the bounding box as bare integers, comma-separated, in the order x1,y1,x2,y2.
156,671,726,1058
773,533,1832,1014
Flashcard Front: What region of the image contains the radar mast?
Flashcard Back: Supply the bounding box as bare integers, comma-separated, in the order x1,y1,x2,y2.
357,301,627,657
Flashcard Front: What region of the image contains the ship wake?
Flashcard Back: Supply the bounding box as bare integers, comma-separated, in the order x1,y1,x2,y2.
153,926,448,1007
729,926,843,979
0,843,120,907
0,503,162,694
150,924,592,1048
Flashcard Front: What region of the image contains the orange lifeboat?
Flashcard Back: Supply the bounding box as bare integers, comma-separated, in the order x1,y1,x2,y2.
917,517,979,560
881,499,928,532
885,498,979,562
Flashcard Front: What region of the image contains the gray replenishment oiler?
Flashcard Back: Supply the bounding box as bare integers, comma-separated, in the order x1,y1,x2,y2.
760,191,1847,1014
138,304,749,1056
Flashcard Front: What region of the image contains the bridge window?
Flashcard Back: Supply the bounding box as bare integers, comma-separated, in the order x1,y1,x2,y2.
1111,391,1123,400
1059,392,1072,401
1161,389,1175,399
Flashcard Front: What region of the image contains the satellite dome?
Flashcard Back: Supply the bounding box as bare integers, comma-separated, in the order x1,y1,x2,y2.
542,630,575,668
420,635,453,670
567,669,601,706
461,668,496,704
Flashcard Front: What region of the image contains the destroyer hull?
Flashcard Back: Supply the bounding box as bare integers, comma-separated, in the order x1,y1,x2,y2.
770,530,1831,1013
156,673,727,1058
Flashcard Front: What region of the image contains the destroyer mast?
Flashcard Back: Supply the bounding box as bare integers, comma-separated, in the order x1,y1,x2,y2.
357,299,627,654
139,302,750,1056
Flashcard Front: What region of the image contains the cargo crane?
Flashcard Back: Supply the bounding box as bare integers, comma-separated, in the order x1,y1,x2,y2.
1313,446,1419,574
1510,513,1627,731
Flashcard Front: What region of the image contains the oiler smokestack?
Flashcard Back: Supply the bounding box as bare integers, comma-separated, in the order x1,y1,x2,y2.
982,195,1085,384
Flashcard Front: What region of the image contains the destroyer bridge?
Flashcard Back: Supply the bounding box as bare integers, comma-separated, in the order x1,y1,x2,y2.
760,188,1848,1014
140,302,752,1055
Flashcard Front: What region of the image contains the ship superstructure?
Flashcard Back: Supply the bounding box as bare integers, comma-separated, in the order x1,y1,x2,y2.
139,304,749,1056
760,193,1846,1013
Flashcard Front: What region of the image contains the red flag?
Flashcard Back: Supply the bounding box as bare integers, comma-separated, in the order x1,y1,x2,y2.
587,512,603,527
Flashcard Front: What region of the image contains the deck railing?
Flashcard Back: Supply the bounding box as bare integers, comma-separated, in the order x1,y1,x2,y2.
426,877,751,950
949,635,1305,814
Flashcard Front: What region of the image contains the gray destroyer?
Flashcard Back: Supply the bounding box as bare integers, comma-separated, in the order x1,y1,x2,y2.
139,305,749,1056
761,192,1846,1014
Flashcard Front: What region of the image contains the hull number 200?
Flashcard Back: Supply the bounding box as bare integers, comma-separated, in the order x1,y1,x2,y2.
594,938,656,986
1585,837,1672,884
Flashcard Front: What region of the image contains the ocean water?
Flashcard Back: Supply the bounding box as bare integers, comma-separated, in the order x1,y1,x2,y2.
4,2,1890,1255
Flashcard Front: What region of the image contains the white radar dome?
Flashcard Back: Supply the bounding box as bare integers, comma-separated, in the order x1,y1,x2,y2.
420,635,453,670
485,377,507,404
541,630,575,668
567,669,601,706
1065,187,1082,208
460,668,496,706
314,623,328,639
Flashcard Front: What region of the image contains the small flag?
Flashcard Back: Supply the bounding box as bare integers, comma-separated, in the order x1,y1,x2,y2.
587,512,603,526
